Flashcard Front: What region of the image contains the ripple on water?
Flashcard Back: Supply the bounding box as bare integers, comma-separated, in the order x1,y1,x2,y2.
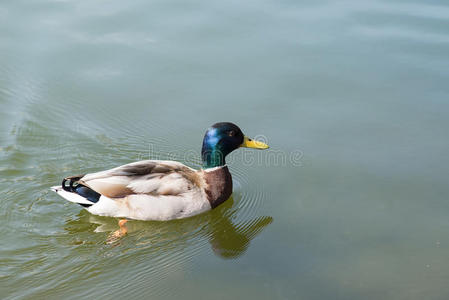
349,2,449,61
230,163,268,220
32,175,272,299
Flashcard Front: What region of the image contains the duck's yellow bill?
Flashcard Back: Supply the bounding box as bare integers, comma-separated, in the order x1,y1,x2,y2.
240,136,269,149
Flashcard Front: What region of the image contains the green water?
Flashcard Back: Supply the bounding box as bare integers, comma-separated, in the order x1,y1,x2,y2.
1,0,449,299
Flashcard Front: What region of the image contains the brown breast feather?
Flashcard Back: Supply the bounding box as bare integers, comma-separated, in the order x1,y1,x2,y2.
203,166,233,209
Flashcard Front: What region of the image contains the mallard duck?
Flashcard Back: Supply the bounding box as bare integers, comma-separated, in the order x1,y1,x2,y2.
51,122,269,222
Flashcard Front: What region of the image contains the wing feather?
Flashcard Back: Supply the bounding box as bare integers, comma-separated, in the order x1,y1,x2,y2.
79,160,199,198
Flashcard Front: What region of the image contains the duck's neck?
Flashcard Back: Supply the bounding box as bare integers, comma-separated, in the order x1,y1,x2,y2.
202,150,226,169
201,138,227,169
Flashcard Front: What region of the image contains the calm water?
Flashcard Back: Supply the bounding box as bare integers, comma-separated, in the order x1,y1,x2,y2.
1,0,449,299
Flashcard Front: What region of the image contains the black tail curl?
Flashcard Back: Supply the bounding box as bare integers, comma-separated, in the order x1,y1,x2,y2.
61,174,101,208
62,175,85,192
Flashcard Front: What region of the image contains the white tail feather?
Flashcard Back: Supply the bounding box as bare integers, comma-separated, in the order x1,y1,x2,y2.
50,186,93,205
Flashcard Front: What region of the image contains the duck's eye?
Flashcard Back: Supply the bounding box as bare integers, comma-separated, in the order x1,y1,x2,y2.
228,130,235,137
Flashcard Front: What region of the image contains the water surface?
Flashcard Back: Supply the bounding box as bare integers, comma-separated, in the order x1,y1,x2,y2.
1,0,449,299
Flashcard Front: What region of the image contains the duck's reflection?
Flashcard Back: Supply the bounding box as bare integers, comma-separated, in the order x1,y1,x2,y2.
208,208,273,259
64,197,272,260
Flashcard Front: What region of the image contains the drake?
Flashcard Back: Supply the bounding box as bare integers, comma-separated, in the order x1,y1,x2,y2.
51,122,269,222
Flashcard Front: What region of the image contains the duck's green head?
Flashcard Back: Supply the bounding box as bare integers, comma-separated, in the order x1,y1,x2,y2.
201,122,269,169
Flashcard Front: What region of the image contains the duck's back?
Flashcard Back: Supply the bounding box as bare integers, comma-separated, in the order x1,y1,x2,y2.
79,160,196,196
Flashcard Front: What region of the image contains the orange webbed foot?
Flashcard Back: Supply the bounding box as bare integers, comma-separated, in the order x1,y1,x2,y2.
107,219,128,244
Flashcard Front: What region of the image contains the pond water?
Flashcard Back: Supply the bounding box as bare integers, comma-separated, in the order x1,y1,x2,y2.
1,0,449,299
